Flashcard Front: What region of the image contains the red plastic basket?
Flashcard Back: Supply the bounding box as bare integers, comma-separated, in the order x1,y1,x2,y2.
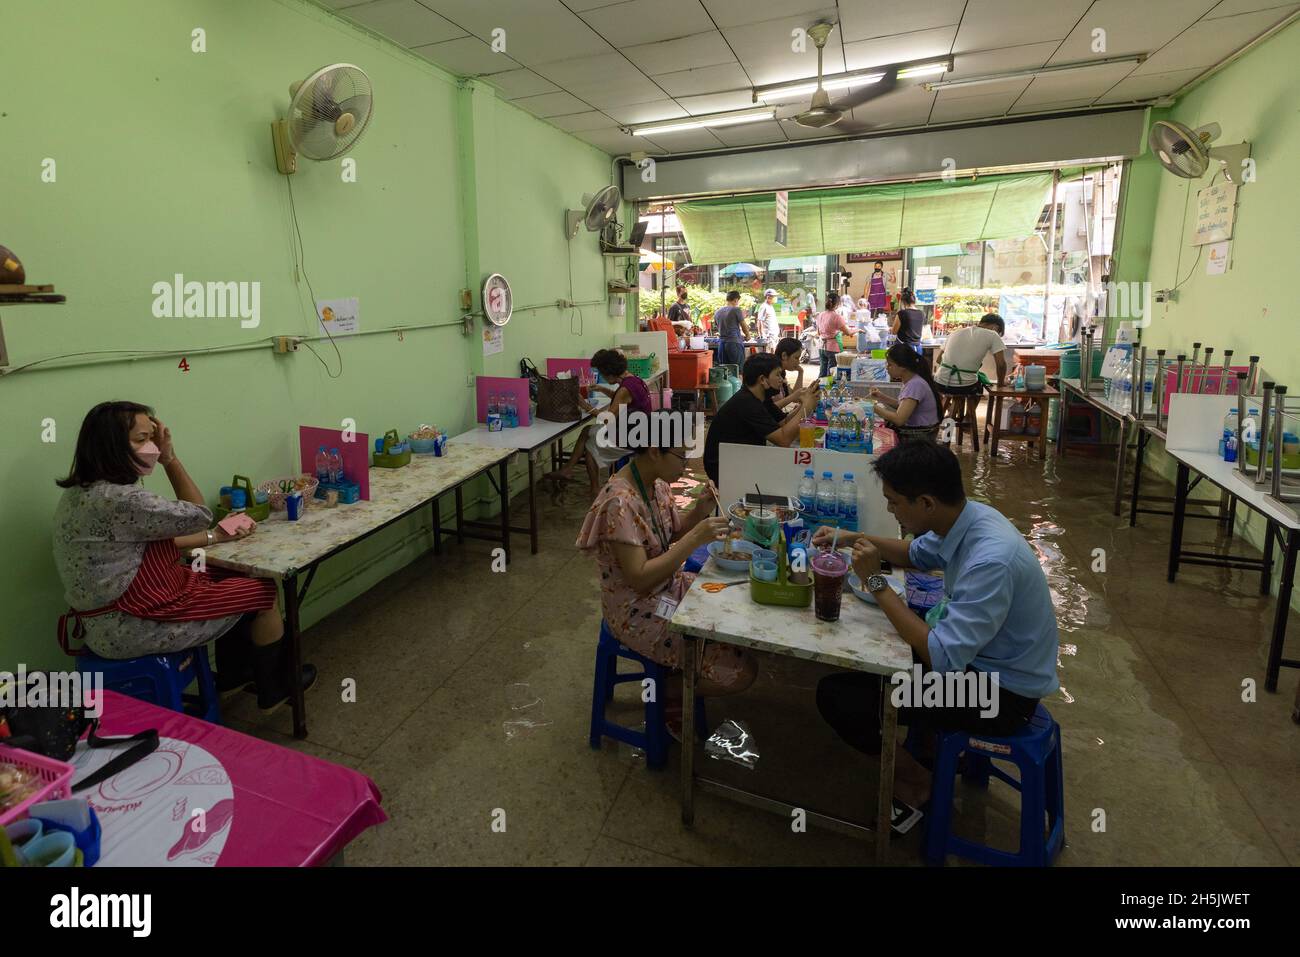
0,743,75,827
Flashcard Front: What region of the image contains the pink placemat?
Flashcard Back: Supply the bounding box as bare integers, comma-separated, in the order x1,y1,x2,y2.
70,691,385,867
475,377,532,426
545,358,594,379
299,426,370,501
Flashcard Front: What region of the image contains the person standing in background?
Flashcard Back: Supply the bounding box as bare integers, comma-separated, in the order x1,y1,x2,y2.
667,286,694,337
714,290,750,369
816,292,852,378
755,288,780,348
866,259,890,317
890,287,925,352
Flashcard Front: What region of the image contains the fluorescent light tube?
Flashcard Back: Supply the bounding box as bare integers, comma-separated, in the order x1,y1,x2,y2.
757,72,886,101
631,108,774,136
924,55,1146,91
896,61,951,79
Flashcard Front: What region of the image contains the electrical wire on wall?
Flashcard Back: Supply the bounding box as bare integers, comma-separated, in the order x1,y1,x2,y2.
565,235,583,336
285,175,344,378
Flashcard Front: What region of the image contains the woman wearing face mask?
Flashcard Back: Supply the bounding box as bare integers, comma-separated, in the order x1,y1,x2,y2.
52,401,316,712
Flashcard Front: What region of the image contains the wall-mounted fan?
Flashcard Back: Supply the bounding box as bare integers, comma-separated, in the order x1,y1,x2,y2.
775,21,898,135
1148,120,1250,183
564,185,621,240
272,63,374,175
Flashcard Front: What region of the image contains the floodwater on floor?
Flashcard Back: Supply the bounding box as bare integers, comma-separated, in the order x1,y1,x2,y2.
221,416,1299,866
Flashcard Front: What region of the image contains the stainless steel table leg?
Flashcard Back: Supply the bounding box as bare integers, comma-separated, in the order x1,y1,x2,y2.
876,688,898,864
680,635,698,827
1112,416,1128,516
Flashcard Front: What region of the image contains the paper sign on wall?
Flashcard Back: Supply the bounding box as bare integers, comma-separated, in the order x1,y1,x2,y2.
1206,241,1230,275
483,326,503,356
317,297,359,336
914,266,941,305
1193,182,1237,246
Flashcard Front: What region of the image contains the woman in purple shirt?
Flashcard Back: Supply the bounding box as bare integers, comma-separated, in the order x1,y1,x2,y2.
870,343,941,439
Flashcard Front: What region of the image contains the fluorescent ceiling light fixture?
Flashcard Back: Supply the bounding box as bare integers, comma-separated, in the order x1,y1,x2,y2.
924,54,1146,91
896,61,952,79
756,72,886,102
629,107,774,136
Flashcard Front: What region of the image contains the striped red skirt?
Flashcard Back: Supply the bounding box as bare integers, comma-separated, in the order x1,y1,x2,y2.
59,539,276,652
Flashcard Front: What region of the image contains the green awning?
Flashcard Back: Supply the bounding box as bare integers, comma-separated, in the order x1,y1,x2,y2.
676,172,1054,265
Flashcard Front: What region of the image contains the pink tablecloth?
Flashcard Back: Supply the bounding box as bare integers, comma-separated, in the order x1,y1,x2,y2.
69,691,386,867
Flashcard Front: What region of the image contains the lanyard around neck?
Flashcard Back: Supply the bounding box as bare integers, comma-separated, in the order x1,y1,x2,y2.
629,462,670,553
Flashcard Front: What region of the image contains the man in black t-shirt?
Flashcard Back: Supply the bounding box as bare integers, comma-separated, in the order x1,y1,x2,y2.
667,286,693,336
704,353,816,485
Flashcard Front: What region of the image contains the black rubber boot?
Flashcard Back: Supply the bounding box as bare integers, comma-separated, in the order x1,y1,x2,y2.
214,627,254,700
252,640,318,713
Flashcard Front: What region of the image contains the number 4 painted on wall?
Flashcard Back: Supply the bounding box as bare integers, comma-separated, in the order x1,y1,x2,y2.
178,358,191,372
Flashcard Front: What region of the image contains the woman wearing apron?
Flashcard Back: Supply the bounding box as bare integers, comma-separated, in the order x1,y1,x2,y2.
933,315,1008,439
52,401,316,712
866,260,890,317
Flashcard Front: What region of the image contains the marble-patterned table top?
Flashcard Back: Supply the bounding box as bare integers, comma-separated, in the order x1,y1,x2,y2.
202,445,512,578
669,558,913,677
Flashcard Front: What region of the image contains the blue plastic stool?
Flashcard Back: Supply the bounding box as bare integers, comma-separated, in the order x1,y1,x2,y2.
915,703,1064,866
76,646,220,724
589,621,705,769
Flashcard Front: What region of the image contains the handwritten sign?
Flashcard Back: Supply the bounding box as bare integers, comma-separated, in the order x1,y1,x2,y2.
1192,182,1237,246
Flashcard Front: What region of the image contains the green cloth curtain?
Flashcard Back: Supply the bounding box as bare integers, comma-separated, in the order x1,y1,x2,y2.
676,171,1054,265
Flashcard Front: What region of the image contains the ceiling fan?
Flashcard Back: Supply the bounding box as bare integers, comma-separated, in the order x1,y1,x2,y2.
775,21,898,135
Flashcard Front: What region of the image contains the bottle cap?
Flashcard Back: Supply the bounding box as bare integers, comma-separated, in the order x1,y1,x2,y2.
844,473,854,480
822,471,833,479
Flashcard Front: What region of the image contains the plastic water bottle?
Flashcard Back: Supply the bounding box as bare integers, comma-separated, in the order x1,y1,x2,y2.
817,471,837,520
488,392,499,418
315,446,330,483
1225,431,1238,463
827,413,842,451
328,448,343,483
798,469,817,515
864,408,875,454
838,473,858,525
505,395,518,428
1221,408,1239,458
1014,370,1025,391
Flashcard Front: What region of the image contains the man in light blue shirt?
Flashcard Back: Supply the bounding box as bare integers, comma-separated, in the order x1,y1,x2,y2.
813,441,1058,820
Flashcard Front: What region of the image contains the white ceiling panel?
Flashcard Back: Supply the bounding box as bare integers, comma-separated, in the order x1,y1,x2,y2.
413,36,519,75
1095,68,1206,102
842,25,959,71
947,41,1062,80
700,0,831,29
1131,7,1295,73
1008,97,1098,115
548,110,619,132
1206,0,1300,17
566,0,635,10
573,77,674,109
929,90,1020,123
722,9,845,86
483,69,561,99
574,126,646,152
952,0,1092,54
409,0,612,66
675,90,759,115
578,0,716,47
1013,62,1138,105
623,31,735,75
1048,0,1219,63
838,0,966,42
850,86,938,129
603,100,690,125
653,63,751,97
345,0,466,46
708,120,790,147
532,52,647,89
637,128,726,152
511,91,596,118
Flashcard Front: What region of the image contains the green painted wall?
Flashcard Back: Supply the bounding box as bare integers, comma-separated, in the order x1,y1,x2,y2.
1113,20,1299,586
0,0,626,671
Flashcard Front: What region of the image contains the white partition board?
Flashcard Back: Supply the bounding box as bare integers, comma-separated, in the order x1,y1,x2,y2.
613,331,669,378
1167,392,1238,453
718,443,896,539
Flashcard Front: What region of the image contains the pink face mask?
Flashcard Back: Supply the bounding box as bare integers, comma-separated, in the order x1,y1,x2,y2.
133,441,161,476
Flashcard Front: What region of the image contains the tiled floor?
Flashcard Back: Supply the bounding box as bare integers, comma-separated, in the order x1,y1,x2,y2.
224,414,1300,866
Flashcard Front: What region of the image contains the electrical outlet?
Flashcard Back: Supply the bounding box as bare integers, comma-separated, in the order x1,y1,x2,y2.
273,336,301,354
466,373,475,386
460,288,472,310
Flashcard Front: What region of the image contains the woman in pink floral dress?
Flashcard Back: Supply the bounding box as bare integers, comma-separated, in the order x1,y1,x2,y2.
576,432,757,721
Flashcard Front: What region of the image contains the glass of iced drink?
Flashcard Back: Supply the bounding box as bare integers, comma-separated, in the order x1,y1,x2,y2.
811,549,849,622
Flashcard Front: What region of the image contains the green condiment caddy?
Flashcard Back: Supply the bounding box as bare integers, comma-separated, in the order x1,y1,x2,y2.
213,475,271,523
749,531,812,608
372,429,412,469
